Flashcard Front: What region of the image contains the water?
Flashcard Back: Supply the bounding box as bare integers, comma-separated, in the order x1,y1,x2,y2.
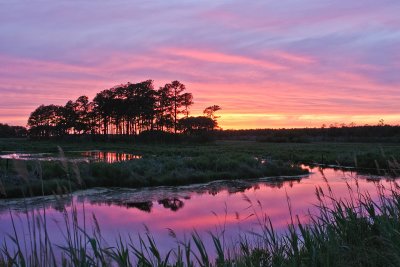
80,151,141,163
0,151,141,163
0,166,396,257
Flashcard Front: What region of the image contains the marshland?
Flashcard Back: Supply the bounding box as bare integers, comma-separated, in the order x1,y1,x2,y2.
1,136,400,266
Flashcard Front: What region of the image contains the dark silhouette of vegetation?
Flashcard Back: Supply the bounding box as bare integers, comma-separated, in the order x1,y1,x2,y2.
22,80,400,144
178,116,217,134
213,124,400,143
158,198,185,212
27,80,219,140
0,123,27,138
124,201,153,212
203,104,221,121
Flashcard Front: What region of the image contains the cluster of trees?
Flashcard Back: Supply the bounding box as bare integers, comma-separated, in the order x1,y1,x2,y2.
0,123,27,138
214,125,400,143
27,80,221,138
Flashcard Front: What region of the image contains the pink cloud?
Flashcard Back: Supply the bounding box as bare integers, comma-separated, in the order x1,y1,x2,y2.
273,51,316,64
162,48,286,70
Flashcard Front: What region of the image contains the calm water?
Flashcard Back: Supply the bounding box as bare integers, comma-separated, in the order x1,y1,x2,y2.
0,166,396,255
0,151,141,163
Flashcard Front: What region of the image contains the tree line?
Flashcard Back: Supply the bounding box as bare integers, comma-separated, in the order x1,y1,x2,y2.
213,125,400,143
0,123,27,138
27,80,221,138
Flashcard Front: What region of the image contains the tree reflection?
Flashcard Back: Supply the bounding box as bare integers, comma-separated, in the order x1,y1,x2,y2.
3,166,392,216
124,201,153,213
158,198,184,212
81,151,141,163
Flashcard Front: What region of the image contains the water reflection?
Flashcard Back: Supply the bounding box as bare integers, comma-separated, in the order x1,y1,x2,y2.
81,151,141,163
0,166,398,258
158,198,185,212
124,201,153,213
0,176,305,214
0,153,55,161
0,151,141,163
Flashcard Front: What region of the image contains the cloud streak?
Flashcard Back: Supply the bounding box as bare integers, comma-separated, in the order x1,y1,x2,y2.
0,0,399,128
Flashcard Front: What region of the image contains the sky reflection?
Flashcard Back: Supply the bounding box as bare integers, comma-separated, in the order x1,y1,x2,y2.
0,151,140,163
0,167,396,255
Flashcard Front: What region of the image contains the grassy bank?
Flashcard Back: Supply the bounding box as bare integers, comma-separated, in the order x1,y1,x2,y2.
1,138,400,198
1,179,400,266
1,138,400,169
0,152,307,198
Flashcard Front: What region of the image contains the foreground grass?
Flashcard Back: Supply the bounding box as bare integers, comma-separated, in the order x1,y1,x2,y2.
1,177,400,266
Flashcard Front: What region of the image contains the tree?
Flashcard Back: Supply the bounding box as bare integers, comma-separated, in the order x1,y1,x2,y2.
203,105,221,120
133,80,157,133
181,92,194,118
28,104,67,137
203,105,222,129
178,116,216,134
27,79,198,138
73,96,92,134
163,81,193,133
63,100,78,133
63,95,92,134
0,124,27,138
93,89,115,135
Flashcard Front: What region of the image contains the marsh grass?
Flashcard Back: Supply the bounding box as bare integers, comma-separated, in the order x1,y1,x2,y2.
2,139,400,170
1,167,400,266
0,150,307,198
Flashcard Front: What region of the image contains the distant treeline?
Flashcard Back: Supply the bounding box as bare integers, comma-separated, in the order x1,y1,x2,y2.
27,80,221,139
0,123,27,138
4,124,400,143
213,125,400,143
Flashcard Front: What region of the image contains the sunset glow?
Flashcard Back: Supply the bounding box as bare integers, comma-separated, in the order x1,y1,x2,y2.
1,1,399,128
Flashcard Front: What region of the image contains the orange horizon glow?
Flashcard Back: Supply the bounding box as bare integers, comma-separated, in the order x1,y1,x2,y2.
1,1,399,129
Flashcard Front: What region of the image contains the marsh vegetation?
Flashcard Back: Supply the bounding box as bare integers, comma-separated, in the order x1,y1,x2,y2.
1,138,400,266
1,138,400,198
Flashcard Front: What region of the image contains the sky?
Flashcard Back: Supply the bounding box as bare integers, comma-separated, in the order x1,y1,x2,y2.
1,0,400,129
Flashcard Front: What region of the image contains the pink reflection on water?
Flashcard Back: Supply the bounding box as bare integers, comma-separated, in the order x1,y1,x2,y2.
0,166,396,256
81,151,142,163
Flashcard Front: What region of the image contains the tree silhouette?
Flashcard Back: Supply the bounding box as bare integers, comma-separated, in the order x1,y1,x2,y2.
182,92,194,118
0,123,27,137
155,85,173,132
93,89,114,135
178,116,216,134
27,80,218,139
203,105,222,129
63,96,92,134
203,105,221,120
163,80,190,133
28,104,67,137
